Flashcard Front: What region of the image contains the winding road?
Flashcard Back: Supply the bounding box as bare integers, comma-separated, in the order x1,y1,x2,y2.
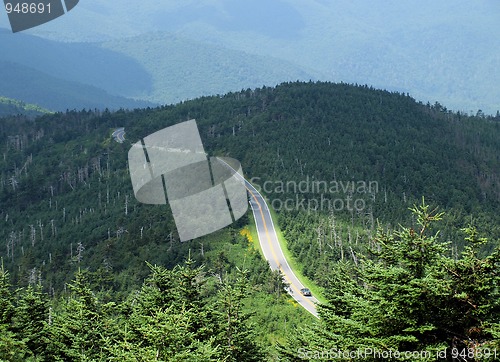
246,180,320,318
112,127,126,143
218,158,320,318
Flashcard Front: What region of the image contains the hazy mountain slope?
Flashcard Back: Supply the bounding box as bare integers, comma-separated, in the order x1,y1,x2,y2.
0,29,153,98
170,0,500,113
0,28,318,106
0,61,154,111
14,0,500,113
100,32,320,104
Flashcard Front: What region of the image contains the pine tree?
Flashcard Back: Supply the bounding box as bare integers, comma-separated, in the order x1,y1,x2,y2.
442,224,500,354
0,262,15,327
217,267,265,362
279,200,500,361
0,262,32,361
46,270,108,361
13,284,49,359
108,260,222,361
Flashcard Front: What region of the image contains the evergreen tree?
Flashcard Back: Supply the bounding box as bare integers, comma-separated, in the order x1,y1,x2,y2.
0,263,32,361
109,260,222,361
13,284,49,359
217,267,265,362
0,262,14,328
46,270,108,361
280,200,500,361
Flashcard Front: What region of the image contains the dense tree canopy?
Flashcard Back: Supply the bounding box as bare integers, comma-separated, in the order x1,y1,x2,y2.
0,82,499,359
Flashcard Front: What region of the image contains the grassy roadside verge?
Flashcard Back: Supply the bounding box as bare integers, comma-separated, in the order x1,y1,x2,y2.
247,213,262,256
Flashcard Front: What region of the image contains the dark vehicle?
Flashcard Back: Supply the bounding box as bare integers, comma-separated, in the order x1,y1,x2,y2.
300,288,312,297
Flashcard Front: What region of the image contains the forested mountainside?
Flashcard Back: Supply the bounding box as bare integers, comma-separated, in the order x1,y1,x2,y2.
1,82,499,360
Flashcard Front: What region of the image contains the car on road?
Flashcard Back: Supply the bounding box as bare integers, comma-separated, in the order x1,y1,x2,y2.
300,288,312,297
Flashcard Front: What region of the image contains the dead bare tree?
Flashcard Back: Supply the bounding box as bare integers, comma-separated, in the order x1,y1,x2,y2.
6,231,16,262
8,176,18,191
168,232,174,250
28,267,38,285
316,222,324,255
76,242,84,263
38,220,43,242
30,224,36,247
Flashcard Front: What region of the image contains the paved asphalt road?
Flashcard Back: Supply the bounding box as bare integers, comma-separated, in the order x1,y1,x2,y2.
218,158,319,318
245,180,320,318
112,127,125,143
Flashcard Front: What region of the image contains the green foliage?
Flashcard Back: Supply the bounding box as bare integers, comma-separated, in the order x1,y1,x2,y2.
0,324,32,362
216,267,265,362
0,264,32,361
0,258,282,360
0,263,14,326
46,270,109,360
1,82,499,292
0,82,499,359
12,284,49,359
0,96,51,118
280,201,500,361
111,261,219,360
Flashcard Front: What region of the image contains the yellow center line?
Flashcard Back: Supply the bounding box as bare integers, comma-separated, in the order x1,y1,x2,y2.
245,185,317,311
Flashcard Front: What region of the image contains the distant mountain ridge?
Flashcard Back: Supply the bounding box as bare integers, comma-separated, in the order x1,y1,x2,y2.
0,27,319,110
0,28,153,98
0,60,155,111
0,28,157,111
99,32,320,104
10,0,498,114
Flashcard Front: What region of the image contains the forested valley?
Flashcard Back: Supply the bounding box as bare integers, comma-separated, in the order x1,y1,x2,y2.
1,82,500,360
